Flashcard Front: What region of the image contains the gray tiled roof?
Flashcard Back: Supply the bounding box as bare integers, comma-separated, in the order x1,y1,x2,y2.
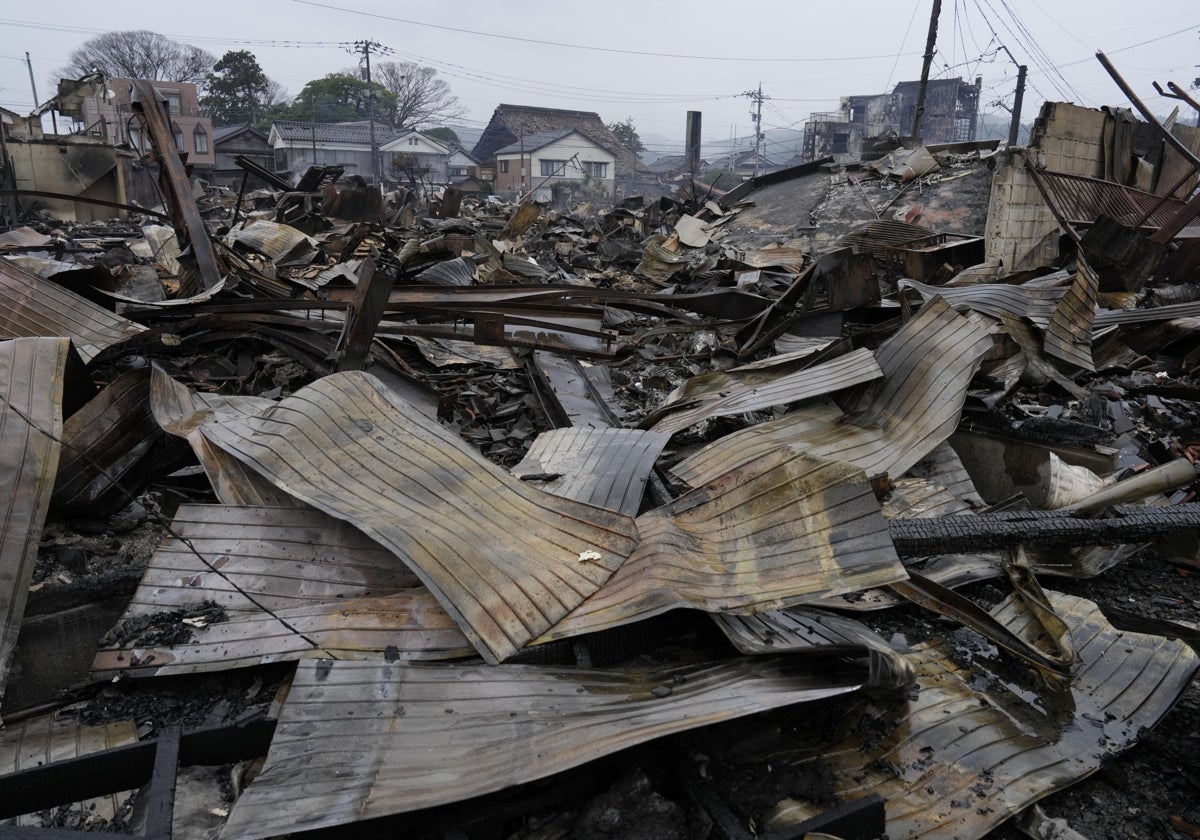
271,120,399,146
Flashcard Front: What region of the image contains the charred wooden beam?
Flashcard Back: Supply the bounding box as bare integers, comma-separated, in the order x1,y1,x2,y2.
888,504,1200,556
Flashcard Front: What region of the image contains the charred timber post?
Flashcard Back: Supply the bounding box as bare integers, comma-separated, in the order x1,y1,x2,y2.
335,257,395,372
887,504,1200,556
129,80,222,292
911,0,942,141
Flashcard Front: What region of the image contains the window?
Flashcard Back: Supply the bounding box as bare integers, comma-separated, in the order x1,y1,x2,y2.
172,124,184,151
581,161,607,178
408,137,419,146
832,133,850,154
274,147,288,171
163,91,181,114
450,166,469,177
128,126,145,152
193,126,208,153
499,159,509,174
540,159,567,177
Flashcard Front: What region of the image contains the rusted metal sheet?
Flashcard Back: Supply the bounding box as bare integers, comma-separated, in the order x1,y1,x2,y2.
673,298,994,488
93,592,472,678
219,655,871,840
1044,257,1098,372
900,276,1067,329
0,713,138,825
537,449,907,644
52,368,191,516
151,367,298,507
511,427,670,517
112,504,420,618
646,347,882,436
0,337,69,703
0,259,145,362
192,371,639,664
761,592,1199,840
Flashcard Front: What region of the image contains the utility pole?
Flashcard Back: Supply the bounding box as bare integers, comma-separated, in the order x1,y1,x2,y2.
1009,64,1027,146
911,0,942,142
742,83,767,176
349,39,392,186
685,111,702,177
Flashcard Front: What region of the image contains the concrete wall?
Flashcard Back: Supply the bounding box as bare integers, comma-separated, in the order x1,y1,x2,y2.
6,135,126,222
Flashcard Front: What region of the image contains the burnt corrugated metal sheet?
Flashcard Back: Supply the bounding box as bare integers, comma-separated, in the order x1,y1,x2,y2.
192,370,639,664
1044,258,1098,372
764,592,1198,840
151,368,301,508
511,427,670,516
838,220,932,258
712,609,914,692
0,713,138,825
900,277,1067,328
536,449,906,644
0,260,145,362
219,655,870,840
92,592,471,677
648,347,882,436
673,298,994,488
51,368,189,516
112,504,420,618
0,337,69,702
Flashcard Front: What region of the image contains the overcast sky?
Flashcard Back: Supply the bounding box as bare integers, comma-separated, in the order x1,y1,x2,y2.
1,1,1196,156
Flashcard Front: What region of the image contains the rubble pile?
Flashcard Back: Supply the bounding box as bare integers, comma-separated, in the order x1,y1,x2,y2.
2,81,1200,840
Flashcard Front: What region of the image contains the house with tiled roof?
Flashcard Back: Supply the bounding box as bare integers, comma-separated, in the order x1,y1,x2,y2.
472,104,640,185
267,120,399,185
492,129,616,197
378,129,452,185
211,124,271,188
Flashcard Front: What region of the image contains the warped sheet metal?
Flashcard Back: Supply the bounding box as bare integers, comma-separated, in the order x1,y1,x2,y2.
0,713,138,824
712,608,914,692
51,368,189,516
511,427,670,517
219,655,871,839
761,592,1199,840
111,504,420,618
403,336,521,369
673,298,994,488
1026,166,1200,236
537,449,907,644
527,351,621,429
1044,258,1098,372
191,371,639,664
647,347,882,436
900,277,1067,329
92,592,472,677
151,368,300,508
0,259,145,362
0,337,69,703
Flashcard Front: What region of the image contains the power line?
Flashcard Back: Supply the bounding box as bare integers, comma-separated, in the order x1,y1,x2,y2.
290,0,923,64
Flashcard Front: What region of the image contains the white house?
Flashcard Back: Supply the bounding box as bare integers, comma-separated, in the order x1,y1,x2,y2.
268,120,397,185
493,129,617,197
379,130,452,186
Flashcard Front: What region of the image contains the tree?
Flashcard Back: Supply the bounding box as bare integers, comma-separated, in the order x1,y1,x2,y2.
269,73,396,124
425,127,461,146
607,117,644,157
373,62,465,128
57,30,214,84
200,50,281,126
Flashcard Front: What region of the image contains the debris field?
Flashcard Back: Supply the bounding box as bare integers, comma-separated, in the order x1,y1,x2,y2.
2,66,1200,840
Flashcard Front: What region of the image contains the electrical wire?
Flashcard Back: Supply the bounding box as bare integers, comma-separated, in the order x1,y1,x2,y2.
290,0,923,64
